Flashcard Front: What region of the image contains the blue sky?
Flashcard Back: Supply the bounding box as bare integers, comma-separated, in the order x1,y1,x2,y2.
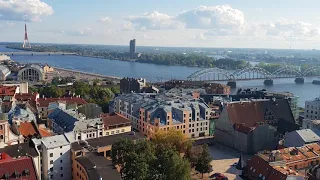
1,0,320,49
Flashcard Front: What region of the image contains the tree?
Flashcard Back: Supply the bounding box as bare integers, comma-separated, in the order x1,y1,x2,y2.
111,138,135,172
185,145,203,168
123,152,149,180
195,144,212,178
153,145,191,180
152,129,193,153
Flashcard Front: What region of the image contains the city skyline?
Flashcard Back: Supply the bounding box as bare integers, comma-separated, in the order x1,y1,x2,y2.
1,0,320,49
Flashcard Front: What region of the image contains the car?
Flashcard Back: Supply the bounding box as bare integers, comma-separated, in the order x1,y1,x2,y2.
231,162,238,166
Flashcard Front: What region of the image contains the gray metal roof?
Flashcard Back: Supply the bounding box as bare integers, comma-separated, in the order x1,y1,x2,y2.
42,134,70,149
0,65,10,76
296,129,320,143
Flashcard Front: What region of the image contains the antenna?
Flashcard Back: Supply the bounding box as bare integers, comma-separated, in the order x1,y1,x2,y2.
23,16,31,48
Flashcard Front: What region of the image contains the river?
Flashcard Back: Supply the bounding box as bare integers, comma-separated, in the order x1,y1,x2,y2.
1,45,319,107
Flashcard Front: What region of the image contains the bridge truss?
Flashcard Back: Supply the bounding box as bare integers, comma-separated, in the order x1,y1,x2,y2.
187,66,320,81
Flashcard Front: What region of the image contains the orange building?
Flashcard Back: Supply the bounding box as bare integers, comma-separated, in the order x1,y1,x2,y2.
243,143,320,179
71,132,143,180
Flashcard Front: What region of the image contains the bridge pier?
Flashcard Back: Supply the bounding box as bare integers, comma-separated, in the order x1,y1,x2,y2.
227,80,236,88
295,77,304,84
264,79,273,86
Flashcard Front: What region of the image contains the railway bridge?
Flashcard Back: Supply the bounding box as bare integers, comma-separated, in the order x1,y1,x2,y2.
187,66,320,88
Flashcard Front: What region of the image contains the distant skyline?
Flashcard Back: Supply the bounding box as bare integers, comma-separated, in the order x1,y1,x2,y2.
1,0,320,49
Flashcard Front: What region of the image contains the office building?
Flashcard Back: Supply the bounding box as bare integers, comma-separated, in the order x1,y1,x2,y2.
120,77,146,93
129,39,136,54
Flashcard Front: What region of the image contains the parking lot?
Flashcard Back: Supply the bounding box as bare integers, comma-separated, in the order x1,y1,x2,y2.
208,144,251,180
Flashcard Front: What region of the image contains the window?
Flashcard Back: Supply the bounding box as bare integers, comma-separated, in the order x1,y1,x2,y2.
60,146,62,149
50,167,53,172
116,130,119,133
106,132,109,135
50,153,53,157
189,124,191,127
61,174,63,177
50,160,53,164
60,153,62,156
183,114,186,117
60,167,63,170
99,132,102,136
121,129,125,132
50,175,54,179
60,160,63,163
111,131,114,135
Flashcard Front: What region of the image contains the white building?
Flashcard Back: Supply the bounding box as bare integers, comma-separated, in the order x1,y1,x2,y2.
34,134,71,180
0,54,10,61
304,97,320,120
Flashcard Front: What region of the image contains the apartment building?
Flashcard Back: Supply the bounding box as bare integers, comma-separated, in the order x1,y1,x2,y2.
110,93,211,138
33,134,71,180
304,97,320,120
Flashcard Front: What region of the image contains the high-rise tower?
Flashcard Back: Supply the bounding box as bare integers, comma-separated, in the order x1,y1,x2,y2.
23,20,31,48
129,39,136,54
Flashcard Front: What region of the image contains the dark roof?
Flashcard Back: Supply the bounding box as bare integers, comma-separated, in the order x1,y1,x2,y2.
76,152,121,180
71,142,83,151
0,143,38,158
48,108,77,132
0,155,38,180
72,132,144,150
102,113,131,127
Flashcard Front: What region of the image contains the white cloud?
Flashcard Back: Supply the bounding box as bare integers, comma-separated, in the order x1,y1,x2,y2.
257,19,320,39
121,21,134,31
125,11,183,30
99,17,111,23
0,0,53,22
177,5,245,30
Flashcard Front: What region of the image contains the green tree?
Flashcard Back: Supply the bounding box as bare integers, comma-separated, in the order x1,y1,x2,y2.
123,152,149,180
195,144,212,178
111,138,135,167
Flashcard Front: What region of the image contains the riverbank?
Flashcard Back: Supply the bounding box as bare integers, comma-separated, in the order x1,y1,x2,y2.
5,45,248,70
46,67,122,83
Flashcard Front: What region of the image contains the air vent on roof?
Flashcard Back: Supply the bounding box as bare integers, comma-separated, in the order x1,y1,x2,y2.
14,171,20,178
24,169,30,176
4,173,10,180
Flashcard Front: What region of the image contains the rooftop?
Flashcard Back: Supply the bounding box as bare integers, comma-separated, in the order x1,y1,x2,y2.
102,113,131,127
76,152,121,180
41,134,70,149
71,132,144,150
296,129,320,143
0,85,17,97
0,154,38,180
37,97,87,107
0,143,38,158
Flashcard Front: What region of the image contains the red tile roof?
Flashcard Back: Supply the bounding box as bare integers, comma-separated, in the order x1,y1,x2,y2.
37,97,87,107
0,86,17,97
18,122,37,137
18,121,52,138
227,102,264,127
15,93,38,102
38,128,52,137
0,153,38,180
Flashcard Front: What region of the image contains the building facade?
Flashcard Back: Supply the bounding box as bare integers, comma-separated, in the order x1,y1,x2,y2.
129,39,136,54
215,99,299,154
35,134,71,180
0,65,10,81
18,64,44,82
304,97,320,120
78,103,102,119
120,77,146,94
110,93,211,138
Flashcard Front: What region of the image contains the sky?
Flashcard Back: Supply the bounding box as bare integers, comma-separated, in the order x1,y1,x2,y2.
1,0,320,49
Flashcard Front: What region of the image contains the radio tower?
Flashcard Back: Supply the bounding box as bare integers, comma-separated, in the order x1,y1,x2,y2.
23,19,31,48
